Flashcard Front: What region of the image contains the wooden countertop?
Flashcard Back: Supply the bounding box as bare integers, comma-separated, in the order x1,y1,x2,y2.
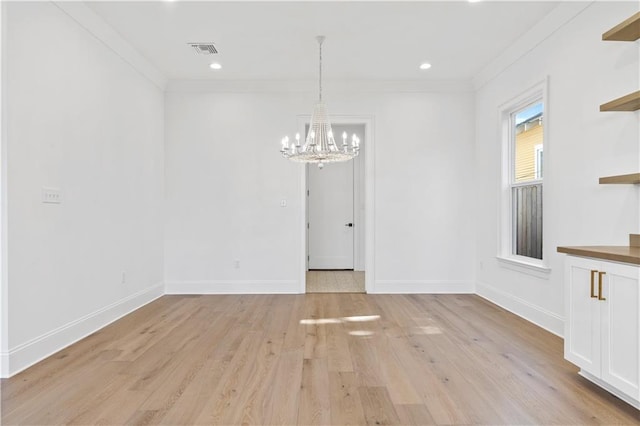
557,246,640,265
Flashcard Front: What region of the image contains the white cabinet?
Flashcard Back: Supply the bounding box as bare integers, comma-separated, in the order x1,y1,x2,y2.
564,255,639,409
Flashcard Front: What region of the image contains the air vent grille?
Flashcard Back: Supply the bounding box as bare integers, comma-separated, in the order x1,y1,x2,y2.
188,43,218,55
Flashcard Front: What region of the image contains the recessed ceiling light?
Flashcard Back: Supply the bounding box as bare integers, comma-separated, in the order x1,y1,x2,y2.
468,0,482,3
419,63,432,70
209,63,222,70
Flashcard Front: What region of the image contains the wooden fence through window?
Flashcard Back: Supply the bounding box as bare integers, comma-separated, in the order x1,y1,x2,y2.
514,183,543,260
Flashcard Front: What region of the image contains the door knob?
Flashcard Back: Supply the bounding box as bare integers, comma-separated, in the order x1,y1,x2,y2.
345,223,353,227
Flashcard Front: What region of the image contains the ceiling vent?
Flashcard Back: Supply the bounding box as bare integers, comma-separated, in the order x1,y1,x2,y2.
188,42,218,55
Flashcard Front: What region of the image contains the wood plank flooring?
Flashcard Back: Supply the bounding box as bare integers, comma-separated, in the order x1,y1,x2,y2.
2,294,639,425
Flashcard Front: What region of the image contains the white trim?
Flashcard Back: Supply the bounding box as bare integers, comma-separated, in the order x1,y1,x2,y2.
0,0,7,379
364,116,375,294
1,283,164,378
476,280,564,337
165,79,473,94
298,115,375,294
511,179,543,189
52,1,167,90
496,255,551,279
165,280,299,295
473,2,592,90
353,125,366,272
373,280,474,294
579,370,640,410
298,118,308,292
304,124,366,272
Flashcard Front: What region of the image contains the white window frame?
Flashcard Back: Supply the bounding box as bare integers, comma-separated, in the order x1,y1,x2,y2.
498,79,550,274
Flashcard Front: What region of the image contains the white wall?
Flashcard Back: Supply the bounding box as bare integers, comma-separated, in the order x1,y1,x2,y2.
475,2,639,336
164,85,476,294
2,2,165,376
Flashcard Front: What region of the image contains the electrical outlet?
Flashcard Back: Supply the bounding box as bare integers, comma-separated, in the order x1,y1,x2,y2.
234,259,240,269
42,187,62,204
121,272,126,284
280,199,287,207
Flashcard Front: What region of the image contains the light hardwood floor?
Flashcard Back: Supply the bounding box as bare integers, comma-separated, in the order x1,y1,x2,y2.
2,294,639,425
306,271,365,293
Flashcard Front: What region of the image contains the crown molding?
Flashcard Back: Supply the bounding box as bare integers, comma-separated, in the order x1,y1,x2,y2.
165,78,474,94
472,1,594,91
49,1,595,95
52,1,167,91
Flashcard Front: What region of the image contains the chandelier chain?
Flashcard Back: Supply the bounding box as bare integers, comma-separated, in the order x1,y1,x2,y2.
318,39,322,101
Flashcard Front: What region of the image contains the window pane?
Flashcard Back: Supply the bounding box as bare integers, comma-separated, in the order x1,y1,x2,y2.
514,102,543,183
513,183,543,259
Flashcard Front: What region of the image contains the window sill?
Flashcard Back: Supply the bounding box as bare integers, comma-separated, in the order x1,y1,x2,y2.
496,255,551,279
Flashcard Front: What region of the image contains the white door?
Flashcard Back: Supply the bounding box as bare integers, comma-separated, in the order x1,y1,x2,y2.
307,159,354,270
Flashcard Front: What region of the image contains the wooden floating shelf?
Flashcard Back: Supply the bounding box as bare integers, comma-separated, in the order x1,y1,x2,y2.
600,90,640,111
599,173,640,185
603,12,640,41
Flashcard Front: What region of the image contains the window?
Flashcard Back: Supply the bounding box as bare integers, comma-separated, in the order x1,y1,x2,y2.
500,81,546,268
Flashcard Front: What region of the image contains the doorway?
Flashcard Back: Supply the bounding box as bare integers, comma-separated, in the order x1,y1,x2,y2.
305,124,365,293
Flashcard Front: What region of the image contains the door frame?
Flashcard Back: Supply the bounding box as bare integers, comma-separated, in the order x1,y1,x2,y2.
0,1,8,377
306,124,361,271
296,115,375,294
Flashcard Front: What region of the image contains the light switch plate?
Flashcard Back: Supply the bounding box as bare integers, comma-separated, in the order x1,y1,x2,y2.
42,187,62,204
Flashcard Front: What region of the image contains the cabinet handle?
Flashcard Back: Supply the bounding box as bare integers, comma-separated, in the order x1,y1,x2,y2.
598,271,606,301
590,270,598,298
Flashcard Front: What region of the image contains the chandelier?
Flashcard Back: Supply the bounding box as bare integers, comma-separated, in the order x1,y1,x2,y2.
280,36,360,169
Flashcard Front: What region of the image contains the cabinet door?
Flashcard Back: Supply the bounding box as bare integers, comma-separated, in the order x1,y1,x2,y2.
600,261,639,400
565,256,601,376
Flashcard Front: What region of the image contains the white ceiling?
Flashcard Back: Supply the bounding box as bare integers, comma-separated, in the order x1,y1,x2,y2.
86,1,563,82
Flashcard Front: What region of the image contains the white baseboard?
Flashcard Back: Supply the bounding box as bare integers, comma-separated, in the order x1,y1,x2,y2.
372,280,475,294
1,283,163,378
476,280,564,337
164,280,300,294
